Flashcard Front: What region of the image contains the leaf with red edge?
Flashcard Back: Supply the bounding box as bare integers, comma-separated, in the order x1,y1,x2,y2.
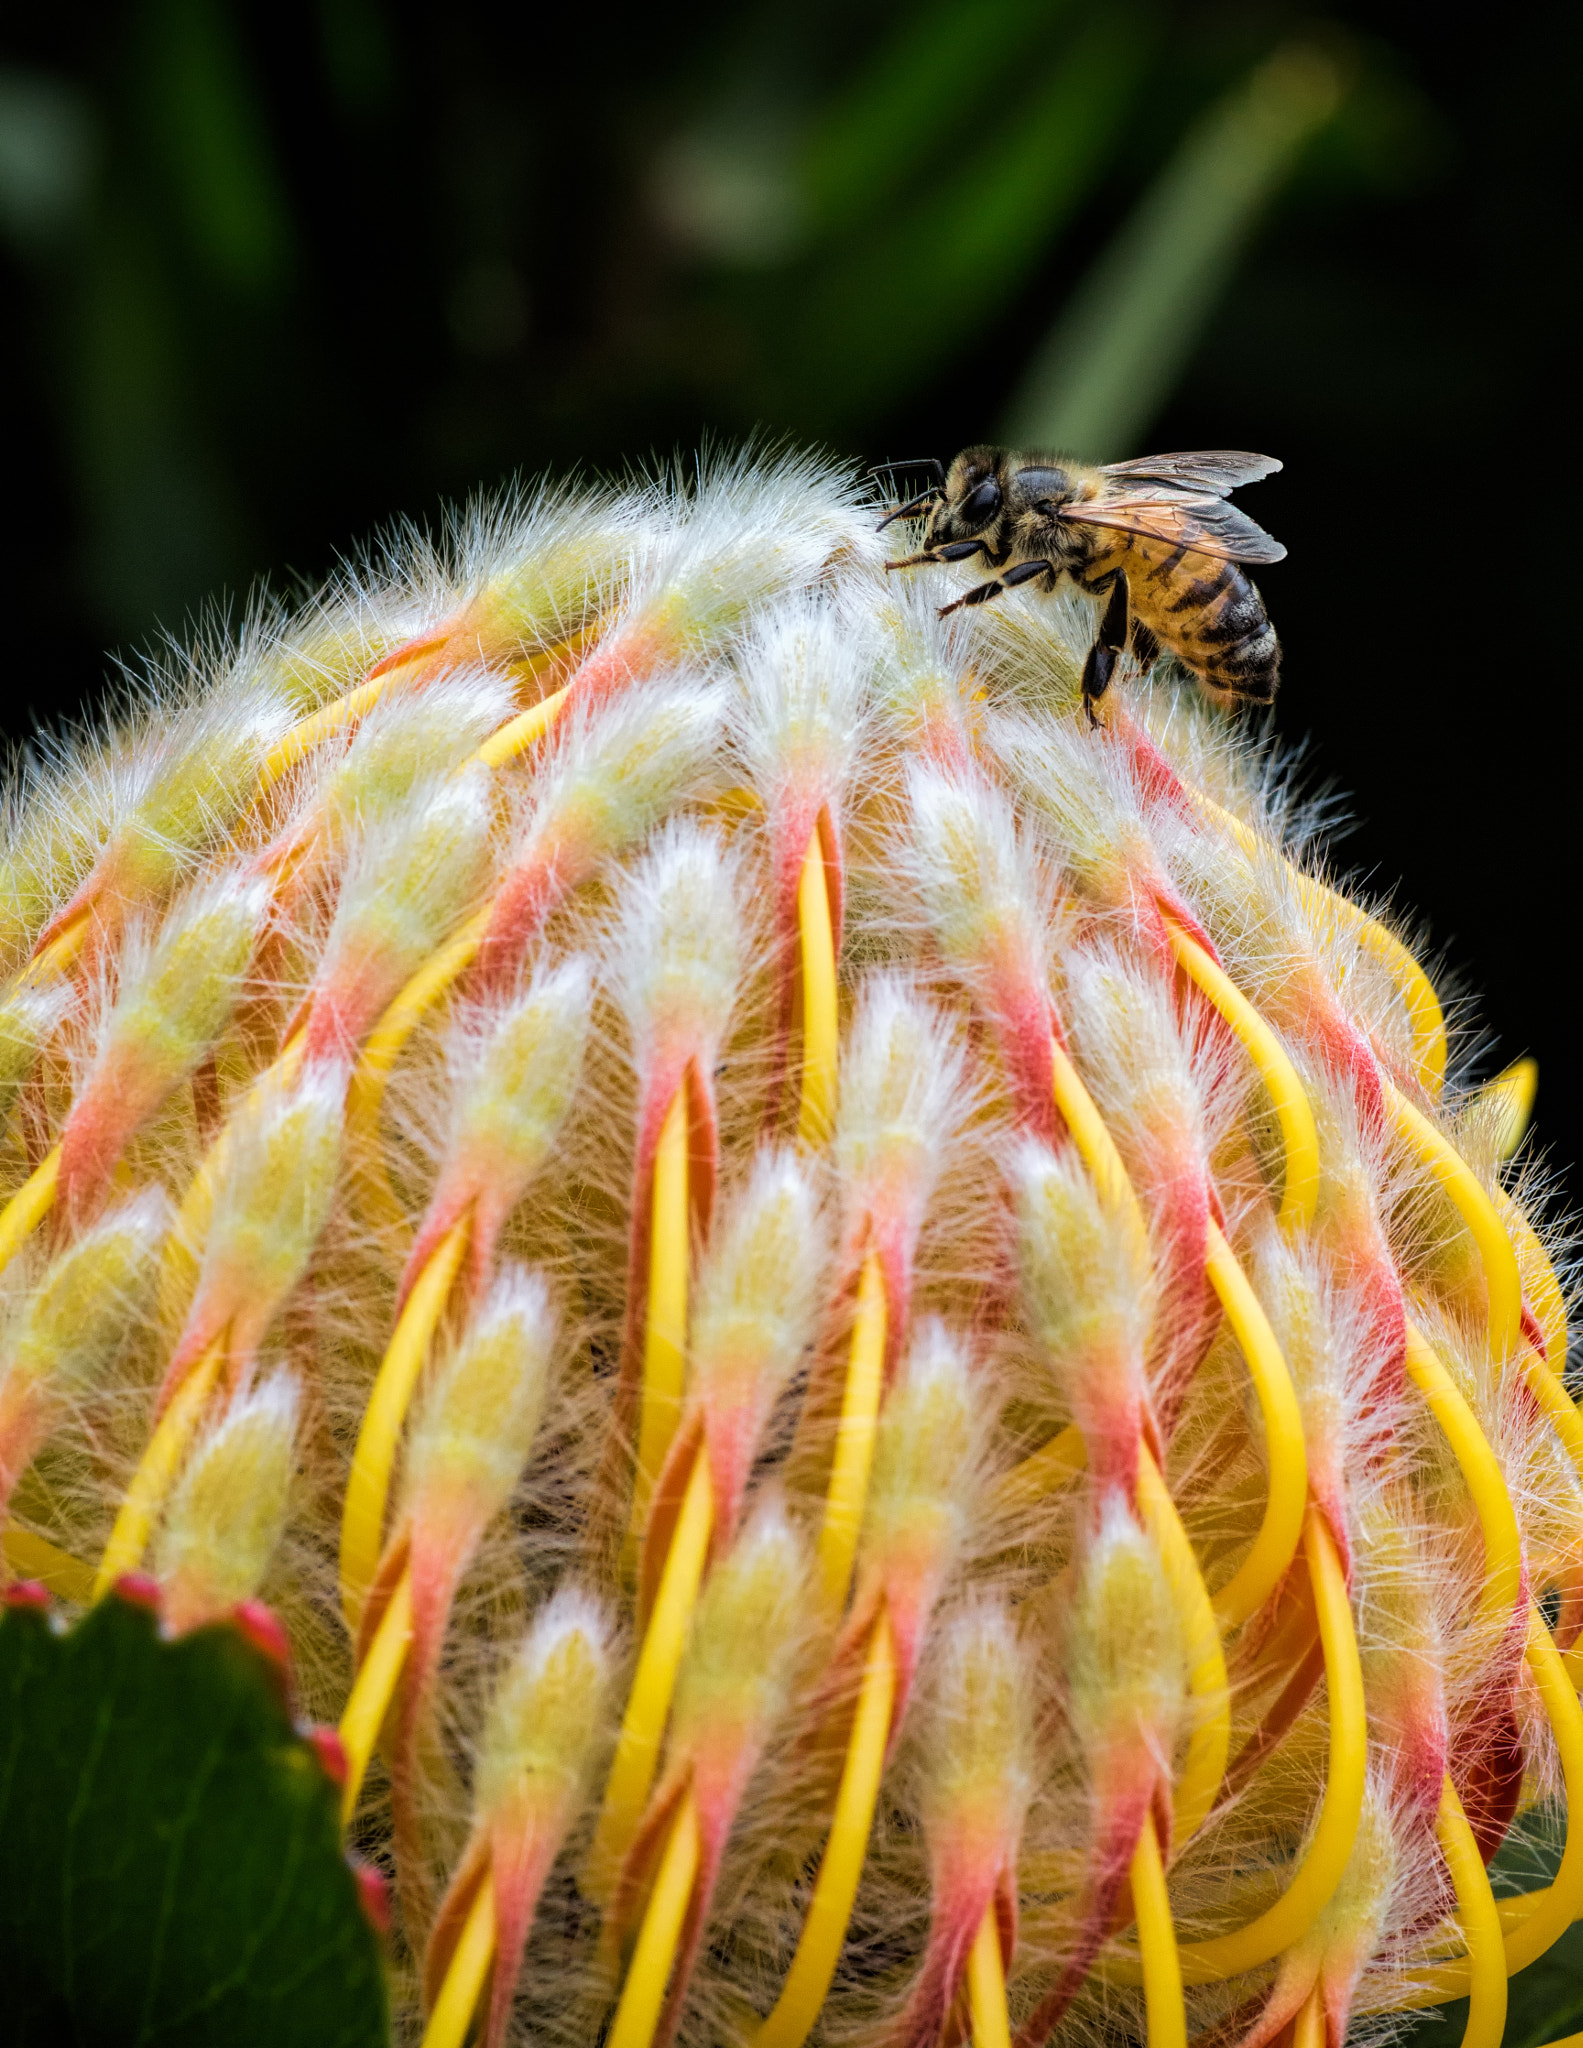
0,1584,388,2048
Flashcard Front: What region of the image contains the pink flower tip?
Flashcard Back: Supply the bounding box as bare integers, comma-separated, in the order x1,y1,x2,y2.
302,1723,350,1788
230,1599,295,1702
353,1860,394,1938
112,1572,164,1614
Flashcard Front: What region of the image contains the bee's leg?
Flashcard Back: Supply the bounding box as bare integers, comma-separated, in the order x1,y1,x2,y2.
885,539,996,572
936,557,1054,617
1129,620,1161,666
1081,573,1131,722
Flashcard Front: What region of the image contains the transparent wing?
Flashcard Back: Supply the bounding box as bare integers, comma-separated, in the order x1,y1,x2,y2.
1060,494,1287,565
1099,450,1282,496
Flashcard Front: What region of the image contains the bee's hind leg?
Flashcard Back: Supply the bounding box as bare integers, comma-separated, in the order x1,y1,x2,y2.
1081,573,1131,723
1129,620,1160,666
937,557,1054,617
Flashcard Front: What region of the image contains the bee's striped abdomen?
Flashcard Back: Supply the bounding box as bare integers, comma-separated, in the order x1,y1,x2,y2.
1136,555,1280,702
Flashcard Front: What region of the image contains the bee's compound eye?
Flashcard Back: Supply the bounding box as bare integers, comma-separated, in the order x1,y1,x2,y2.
959,476,1002,526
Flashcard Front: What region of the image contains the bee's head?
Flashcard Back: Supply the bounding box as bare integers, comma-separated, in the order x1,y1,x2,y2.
926,448,1005,545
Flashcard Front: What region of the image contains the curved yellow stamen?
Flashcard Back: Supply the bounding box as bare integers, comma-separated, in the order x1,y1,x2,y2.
1384,1078,1522,1360
1187,789,1446,1096
258,677,392,795
93,1334,226,1599
1171,1509,1364,1982
344,909,492,1237
752,1604,896,2048
587,1446,714,1902
2,1526,95,1603
340,1216,471,1628
260,617,585,800
796,831,838,1148
338,1561,414,1826
1496,1609,1583,1968
630,1088,689,1552
1131,1812,1186,2048
1049,1039,1151,1254
1137,1452,1230,1848
1521,1350,1583,1487
421,1866,498,2048
966,1898,1012,2048
1293,1985,1324,2048
607,1789,701,2048
816,1250,888,1616
474,682,571,770
1497,1185,1569,1372
22,904,93,986
0,1144,61,1279
1404,1321,1522,1627
1393,1607,1583,2003
1480,1055,1538,1161
995,1422,1087,1513
1435,1774,1506,2048
1204,1221,1308,1627
1163,919,1319,1232
1351,924,1446,1097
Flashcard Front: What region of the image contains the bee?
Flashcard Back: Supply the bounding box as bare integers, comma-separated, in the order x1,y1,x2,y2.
880,447,1286,716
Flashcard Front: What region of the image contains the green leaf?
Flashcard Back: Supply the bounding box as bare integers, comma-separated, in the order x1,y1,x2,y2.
0,1587,388,2048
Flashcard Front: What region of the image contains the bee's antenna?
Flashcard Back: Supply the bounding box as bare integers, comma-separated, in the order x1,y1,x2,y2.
876,488,944,532
868,456,945,484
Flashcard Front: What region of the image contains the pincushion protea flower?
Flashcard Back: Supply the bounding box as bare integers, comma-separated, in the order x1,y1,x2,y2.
1,447,1579,2048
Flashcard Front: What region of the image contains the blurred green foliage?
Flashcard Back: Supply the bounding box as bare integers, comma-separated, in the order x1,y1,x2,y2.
0,0,1435,659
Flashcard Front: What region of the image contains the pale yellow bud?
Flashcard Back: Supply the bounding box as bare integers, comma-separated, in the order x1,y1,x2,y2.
689,1151,825,1536
833,978,969,1243
112,686,290,905
402,1264,557,1530
671,1503,807,1754
448,958,592,1189
524,681,728,872
154,1371,299,1632
906,760,1059,987
610,816,746,1065
0,984,69,1129
920,1600,1034,1846
860,1319,978,1586
315,771,494,1030
1012,1139,1154,1490
7,1190,168,1399
475,1588,615,1824
320,675,514,834
1065,1493,1189,1773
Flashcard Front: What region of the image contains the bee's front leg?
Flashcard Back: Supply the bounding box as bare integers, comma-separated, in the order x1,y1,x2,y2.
884,539,999,573
936,557,1054,618
1081,573,1131,723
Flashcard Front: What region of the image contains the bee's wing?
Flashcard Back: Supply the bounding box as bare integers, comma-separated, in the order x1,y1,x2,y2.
1060,492,1287,565
1099,451,1281,496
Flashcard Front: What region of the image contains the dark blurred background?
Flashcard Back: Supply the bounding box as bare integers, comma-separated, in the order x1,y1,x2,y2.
2,0,1579,1201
